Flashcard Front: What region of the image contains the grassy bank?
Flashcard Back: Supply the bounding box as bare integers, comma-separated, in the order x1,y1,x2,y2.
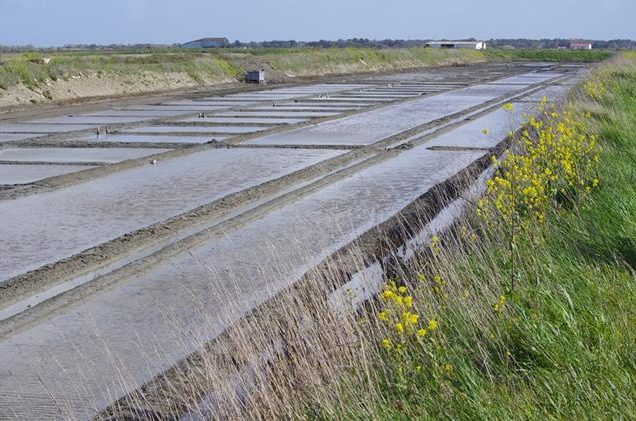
316,52,635,419
484,48,612,62
0,47,610,92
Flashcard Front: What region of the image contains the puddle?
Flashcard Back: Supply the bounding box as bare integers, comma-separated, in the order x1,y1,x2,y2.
522,84,571,102
0,148,170,164
424,102,535,149
121,105,230,112
125,125,268,134
85,110,193,118
211,111,342,118
0,133,42,142
231,84,370,99
251,105,362,111
456,84,535,97
76,134,227,144
487,73,562,85
308,97,392,102
0,124,101,133
176,117,307,125
0,164,98,185
337,93,419,98
0,148,344,281
289,99,378,104
27,116,155,125
161,100,259,107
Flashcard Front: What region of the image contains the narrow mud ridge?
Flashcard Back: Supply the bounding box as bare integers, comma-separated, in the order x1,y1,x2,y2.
0,160,109,166
426,146,492,152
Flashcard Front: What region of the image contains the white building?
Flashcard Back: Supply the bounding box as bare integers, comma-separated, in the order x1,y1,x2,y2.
570,42,593,50
427,41,487,50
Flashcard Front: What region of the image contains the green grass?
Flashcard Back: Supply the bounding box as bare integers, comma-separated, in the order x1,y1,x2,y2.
0,50,241,90
0,47,614,92
484,48,613,62
309,54,635,420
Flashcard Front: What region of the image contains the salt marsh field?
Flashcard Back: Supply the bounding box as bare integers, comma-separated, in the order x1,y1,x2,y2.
0,61,585,419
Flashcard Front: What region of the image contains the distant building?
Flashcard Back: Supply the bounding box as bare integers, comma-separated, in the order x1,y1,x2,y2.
181,37,229,48
570,42,593,50
427,41,486,50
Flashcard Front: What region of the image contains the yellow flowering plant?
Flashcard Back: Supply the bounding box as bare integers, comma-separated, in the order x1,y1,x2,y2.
376,277,453,393
478,99,599,226
477,99,599,289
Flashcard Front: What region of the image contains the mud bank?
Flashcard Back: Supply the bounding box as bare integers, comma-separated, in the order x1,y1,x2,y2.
0,49,490,112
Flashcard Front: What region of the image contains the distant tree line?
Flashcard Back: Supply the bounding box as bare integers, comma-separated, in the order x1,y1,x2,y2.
2,38,635,52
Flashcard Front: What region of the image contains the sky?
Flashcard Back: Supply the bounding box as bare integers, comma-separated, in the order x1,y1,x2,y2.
1,0,634,47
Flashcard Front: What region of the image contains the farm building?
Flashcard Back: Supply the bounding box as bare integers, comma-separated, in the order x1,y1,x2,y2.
427,41,486,50
570,42,593,50
181,37,229,48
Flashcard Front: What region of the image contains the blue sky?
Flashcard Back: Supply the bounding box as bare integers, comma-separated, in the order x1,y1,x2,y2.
1,0,634,47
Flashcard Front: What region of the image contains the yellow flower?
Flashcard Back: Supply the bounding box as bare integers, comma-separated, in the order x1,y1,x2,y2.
381,290,394,300
377,310,388,322
408,313,419,325
502,103,514,112
382,338,392,351
444,363,454,374
398,286,407,294
428,319,438,331
404,296,413,308
482,128,490,135
394,322,404,334
417,328,427,337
